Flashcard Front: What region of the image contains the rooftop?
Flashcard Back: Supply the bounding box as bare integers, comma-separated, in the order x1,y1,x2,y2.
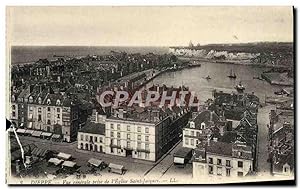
79,122,105,135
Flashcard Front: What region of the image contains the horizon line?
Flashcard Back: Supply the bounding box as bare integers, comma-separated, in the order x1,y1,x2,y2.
10,41,293,47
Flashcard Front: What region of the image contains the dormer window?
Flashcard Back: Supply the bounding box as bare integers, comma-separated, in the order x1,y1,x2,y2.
201,122,205,129
47,99,51,105
29,96,33,103
56,99,61,106
190,121,195,128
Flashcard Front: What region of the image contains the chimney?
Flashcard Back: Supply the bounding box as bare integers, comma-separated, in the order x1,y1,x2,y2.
29,85,34,93
119,108,124,118
207,134,210,146
123,110,127,119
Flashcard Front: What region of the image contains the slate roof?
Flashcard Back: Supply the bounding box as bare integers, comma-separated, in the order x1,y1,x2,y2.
79,122,105,135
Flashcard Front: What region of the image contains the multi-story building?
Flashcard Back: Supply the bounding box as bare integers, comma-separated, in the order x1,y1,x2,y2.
183,110,230,149
105,107,190,161
25,86,79,142
77,122,106,153
193,140,254,178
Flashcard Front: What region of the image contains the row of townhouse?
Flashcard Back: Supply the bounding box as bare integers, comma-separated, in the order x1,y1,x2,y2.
10,84,80,142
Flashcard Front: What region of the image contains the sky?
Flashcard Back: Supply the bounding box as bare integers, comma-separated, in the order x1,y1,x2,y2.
6,6,293,46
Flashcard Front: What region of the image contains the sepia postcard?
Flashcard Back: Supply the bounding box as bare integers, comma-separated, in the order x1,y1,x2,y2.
5,6,295,185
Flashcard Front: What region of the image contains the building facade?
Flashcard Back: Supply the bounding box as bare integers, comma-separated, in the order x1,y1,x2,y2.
193,141,254,178
77,122,106,153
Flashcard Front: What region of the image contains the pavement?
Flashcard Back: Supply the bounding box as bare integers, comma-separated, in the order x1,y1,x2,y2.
14,135,154,178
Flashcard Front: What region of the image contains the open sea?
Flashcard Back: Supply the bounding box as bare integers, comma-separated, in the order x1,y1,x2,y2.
11,46,169,64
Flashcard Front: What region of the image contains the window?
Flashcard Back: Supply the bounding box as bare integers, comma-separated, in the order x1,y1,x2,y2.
56,99,61,106
57,114,60,119
208,157,213,164
191,131,194,136
238,151,242,157
191,139,194,146
237,172,243,177
90,136,93,142
38,115,42,121
145,143,149,150
47,107,51,112
226,169,231,176
12,105,16,110
117,124,120,130
137,152,141,157
196,132,200,137
47,120,51,125
127,125,130,131
238,161,243,168
226,160,231,167
99,137,103,143
127,141,131,148
57,108,60,112
38,108,42,112
80,134,84,141
138,135,141,141
145,153,150,159
137,126,141,132
145,127,149,133
137,142,141,149
111,132,114,138
217,167,222,176
217,159,222,165
117,140,120,146
185,138,189,145
85,135,89,141
12,112,16,117
208,166,213,174
94,136,98,142
110,123,114,130
145,136,149,142
29,106,33,111
127,134,130,140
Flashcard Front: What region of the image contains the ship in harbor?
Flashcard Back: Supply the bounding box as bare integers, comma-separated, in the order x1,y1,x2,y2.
228,69,237,79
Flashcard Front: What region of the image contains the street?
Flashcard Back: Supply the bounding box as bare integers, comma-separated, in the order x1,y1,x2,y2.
256,105,275,176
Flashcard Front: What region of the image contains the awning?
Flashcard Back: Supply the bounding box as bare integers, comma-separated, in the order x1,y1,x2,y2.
52,134,61,139
32,130,43,137
108,163,124,170
41,132,52,137
31,148,47,157
62,161,76,168
57,152,71,160
48,158,63,166
25,129,34,135
88,158,103,167
16,128,26,134
174,157,185,164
